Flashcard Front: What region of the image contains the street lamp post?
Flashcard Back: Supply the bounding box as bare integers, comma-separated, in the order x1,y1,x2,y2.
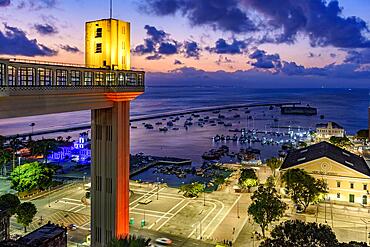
200,221,202,240
156,177,159,200
361,218,368,244
237,200,240,218
48,186,51,207
203,183,206,206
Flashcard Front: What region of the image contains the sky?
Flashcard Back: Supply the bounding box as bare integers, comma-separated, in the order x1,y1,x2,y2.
0,0,370,87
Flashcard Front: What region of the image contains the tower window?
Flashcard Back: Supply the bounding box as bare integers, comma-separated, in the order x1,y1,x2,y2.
96,28,102,38
95,43,102,53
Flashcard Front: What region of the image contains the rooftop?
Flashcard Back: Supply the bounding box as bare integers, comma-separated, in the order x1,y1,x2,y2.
316,121,344,129
16,223,66,246
281,141,370,176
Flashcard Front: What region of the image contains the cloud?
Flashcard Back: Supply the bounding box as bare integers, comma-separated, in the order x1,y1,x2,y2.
133,25,180,60
141,0,370,48
215,55,233,65
174,59,183,65
246,48,364,79
133,39,156,55
0,0,10,7
0,24,56,56
344,49,370,64
308,52,321,58
34,23,57,35
60,45,81,53
146,62,370,88
183,41,201,59
248,49,281,69
146,53,162,60
207,38,247,54
18,0,58,9
158,41,179,55
141,0,257,33
133,25,199,60
241,0,370,48
143,24,166,43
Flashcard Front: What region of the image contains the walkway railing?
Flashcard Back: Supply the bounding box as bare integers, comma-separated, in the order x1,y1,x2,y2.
0,58,145,89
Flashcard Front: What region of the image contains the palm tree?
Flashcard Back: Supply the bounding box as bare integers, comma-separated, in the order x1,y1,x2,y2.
9,137,22,171
266,157,282,178
0,148,11,176
29,139,60,164
108,235,151,247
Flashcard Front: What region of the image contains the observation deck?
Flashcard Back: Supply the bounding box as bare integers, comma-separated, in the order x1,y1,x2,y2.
0,58,145,118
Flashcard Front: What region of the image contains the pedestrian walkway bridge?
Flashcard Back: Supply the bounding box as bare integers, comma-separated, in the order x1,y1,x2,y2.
0,58,145,119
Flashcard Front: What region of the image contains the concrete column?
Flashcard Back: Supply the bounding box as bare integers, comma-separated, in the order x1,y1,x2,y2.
91,101,130,247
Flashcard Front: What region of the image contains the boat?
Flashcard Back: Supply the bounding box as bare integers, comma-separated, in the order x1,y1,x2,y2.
144,124,154,129
218,114,225,119
172,127,179,130
159,127,168,132
167,121,174,127
155,122,162,125
131,126,138,129
224,123,232,127
229,128,240,132
280,105,317,116
233,114,240,118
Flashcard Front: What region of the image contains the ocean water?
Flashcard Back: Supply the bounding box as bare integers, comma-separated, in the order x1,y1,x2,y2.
0,87,369,135
0,87,369,186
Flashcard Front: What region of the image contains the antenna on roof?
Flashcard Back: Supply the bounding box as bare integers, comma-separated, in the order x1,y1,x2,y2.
110,0,113,19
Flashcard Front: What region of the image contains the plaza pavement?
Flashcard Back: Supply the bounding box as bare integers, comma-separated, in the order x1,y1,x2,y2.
7,180,247,246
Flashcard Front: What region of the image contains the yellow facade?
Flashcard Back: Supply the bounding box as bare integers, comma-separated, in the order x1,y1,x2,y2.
85,19,130,70
281,157,370,205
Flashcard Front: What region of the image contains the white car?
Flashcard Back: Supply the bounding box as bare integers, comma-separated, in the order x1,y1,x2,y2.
155,238,173,245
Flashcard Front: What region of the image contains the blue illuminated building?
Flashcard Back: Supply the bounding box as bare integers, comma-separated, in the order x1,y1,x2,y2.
48,132,91,163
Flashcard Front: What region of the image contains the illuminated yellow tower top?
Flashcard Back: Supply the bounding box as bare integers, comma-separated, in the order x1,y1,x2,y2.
85,18,131,70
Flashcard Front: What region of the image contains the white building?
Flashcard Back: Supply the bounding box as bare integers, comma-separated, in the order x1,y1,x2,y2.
316,122,345,139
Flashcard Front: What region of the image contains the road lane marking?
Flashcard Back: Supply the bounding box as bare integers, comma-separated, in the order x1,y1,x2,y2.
155,200,190,231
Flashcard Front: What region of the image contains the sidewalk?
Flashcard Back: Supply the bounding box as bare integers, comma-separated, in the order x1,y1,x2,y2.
211,193,251,245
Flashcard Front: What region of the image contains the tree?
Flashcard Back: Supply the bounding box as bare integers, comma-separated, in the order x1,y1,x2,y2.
108,235,151,247
282,168,328,212
239,168,258,192
0,135,5,149
260,220,338,247
266,157,282,178
9,137,22,171
248,185,287,238
356,130,369,140
0,148,11,175
16,202,37,232
0,193,20,215
178,182,205,198
29,138,60,164
329,136,352,148
213,175,226,186
10,162,54,192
